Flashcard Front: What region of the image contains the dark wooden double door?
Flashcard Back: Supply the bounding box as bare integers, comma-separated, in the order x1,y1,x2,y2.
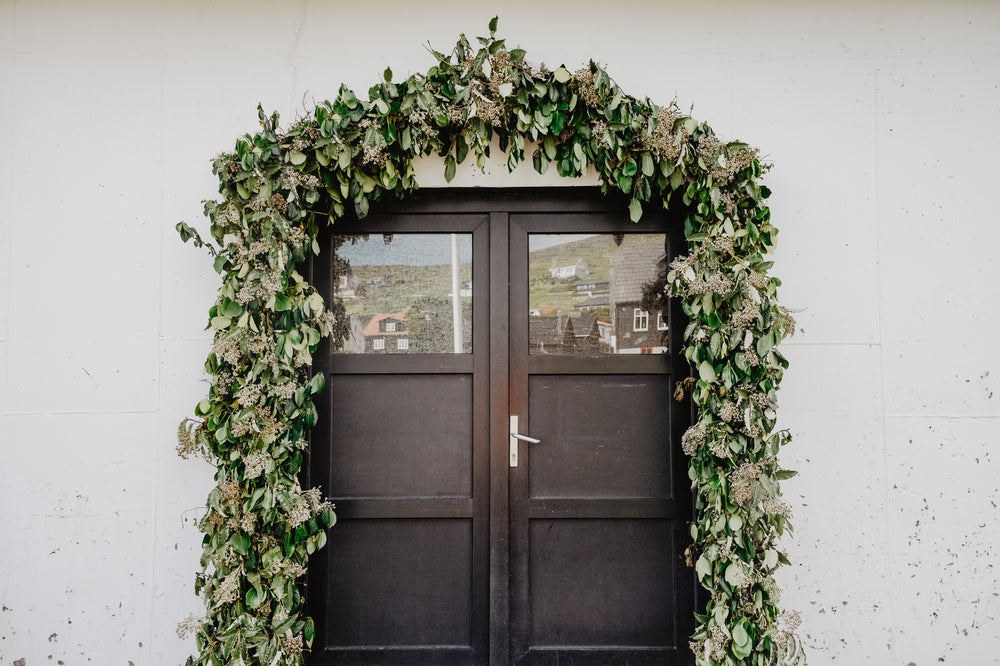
308,190,695,665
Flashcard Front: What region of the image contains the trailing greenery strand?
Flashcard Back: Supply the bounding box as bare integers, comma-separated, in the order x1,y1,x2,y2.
177,18,803,665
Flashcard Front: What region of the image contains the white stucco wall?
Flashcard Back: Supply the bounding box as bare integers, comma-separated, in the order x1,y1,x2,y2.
1,1,998,664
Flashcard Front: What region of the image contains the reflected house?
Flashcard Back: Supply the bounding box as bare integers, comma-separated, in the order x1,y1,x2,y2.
548,259,590,280
573,294,609,312
336,275,364,300
362,312,411,353
573,277,609,297
611,244,669,354
529,312,601,354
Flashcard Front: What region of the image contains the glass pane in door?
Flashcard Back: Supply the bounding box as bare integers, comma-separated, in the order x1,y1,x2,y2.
330,233,473,354
527,233,668,354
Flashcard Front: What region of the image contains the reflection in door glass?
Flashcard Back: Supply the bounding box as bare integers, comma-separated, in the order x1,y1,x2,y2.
331,234,472,354
528,234,668,355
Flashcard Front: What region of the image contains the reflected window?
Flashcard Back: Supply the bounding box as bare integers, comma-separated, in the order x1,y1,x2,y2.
633,309,649,332
331,234,473,354
528,234,669,355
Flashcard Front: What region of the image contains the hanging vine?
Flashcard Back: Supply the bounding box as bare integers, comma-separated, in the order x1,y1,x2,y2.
176,18,803,666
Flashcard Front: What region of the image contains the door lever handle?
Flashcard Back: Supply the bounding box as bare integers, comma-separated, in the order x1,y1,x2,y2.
509,416,539,467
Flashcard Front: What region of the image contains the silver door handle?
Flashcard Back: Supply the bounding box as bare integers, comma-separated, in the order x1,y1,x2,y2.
509,415,539,467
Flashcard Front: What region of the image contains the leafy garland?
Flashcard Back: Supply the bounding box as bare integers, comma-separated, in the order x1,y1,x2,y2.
176,19,803,666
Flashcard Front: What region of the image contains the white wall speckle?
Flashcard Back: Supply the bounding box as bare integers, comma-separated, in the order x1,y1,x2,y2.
2,2,999,664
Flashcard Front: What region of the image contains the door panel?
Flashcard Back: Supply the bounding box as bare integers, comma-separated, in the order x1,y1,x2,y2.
329,374,473,498
326,518,473,646
528,519,675,646
308,191,694,666
527,374,672,499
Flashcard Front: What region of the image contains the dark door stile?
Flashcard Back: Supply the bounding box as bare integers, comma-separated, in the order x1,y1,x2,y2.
305,189,696,666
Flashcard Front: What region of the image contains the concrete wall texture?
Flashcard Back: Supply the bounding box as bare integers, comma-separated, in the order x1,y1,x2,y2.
1,1,998,664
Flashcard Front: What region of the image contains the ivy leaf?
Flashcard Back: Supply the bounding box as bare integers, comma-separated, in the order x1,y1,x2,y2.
695,555,712,581
273,294,292,312
304,617,316,647
698,360,717,383
628,198,642,223
211,316,232,330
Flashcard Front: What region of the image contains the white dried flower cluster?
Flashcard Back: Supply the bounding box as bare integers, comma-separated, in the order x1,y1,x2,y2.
236,382,262,407
573,66,600,107
213,569,242,605
640,101,683,162
591,120,611,149
406,109,436,137
711,235,734,254
686,272,734,297
230,417,252,438
282,166,322,189
719,402,740,423
762,494,792,519
708,624,729,662
738,348,761,368
273,382,298,401
266,559,307,580
215,371,234,395
731,461,762,482
732,300,761,330
176,421,202,460
247,335,269,355
277,632,304,657
708,437,732,460
742,419,763,439
681,424,705,456
731,481,753,505
748,270,769,290
213,337,241,366
176,613,204,639
243,451,269,480
287,500,311,528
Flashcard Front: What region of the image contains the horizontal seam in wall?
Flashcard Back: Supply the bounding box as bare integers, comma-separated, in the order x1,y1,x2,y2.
781,341,881,347
884,414,1000,421
3,409,158,417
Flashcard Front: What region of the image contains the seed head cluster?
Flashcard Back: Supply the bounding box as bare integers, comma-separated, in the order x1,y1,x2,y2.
640,102,683,162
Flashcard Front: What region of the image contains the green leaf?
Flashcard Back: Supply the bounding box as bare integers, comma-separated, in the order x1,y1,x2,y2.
728,515,744,532
230,532,250,555
383,66,392,82
444,154,457,183
303,617,316,647
724,562,747,587
732,622,750,647
543,136,556,160
628,198,642,222
288,150,306,166
273,294,292,311
641,152,654,177
488,16,498,33
775,469,798,480
698,360,717,383
695,555,712,581
210,316,232,330
553,66,571,83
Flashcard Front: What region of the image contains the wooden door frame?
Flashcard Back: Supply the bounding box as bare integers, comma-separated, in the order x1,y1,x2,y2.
304,187,698,665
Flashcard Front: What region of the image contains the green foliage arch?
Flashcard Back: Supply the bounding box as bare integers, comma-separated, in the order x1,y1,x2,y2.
177,19,803,666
